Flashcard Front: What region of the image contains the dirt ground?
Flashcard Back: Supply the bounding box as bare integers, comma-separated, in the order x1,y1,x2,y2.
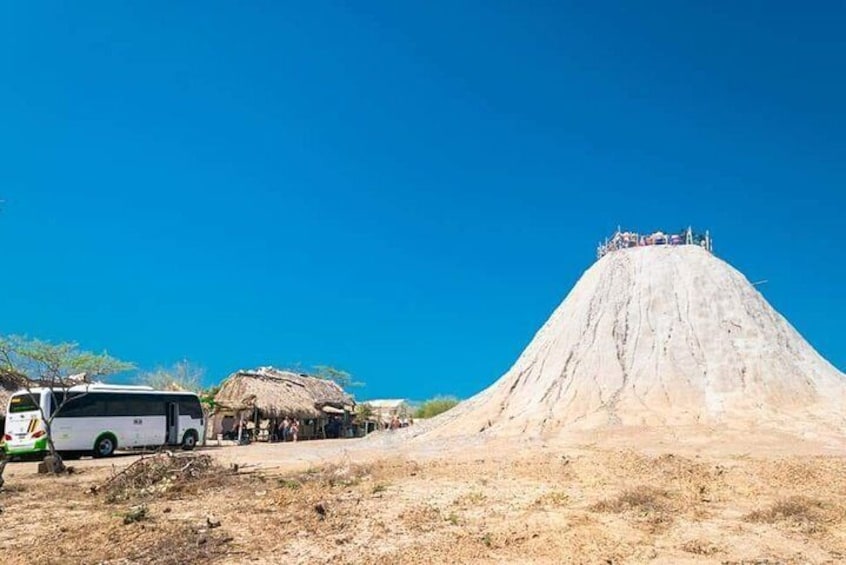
1,437,845,564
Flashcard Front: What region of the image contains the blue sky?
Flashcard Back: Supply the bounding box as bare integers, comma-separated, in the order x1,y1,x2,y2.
1,2,843,399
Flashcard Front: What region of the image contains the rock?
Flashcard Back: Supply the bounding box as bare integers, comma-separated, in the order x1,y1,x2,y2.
206,515,221,529
37,455,65,475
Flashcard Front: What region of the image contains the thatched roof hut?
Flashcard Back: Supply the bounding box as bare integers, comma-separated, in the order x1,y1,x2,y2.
0,385,15,418
0,371,27,418
214,367,354,419
360,398,411,424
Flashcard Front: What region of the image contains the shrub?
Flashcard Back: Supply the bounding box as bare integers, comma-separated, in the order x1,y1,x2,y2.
415,396,459,419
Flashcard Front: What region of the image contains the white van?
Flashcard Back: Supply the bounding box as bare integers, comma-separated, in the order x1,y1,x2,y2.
3,384,205,457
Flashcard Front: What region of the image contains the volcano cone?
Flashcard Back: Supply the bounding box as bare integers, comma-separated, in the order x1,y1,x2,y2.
422,246,845,443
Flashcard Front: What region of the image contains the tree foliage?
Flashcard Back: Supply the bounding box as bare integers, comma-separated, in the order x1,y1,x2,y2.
200,384,220,409
137,359,204,392
312,365,363,389
414,396,460,419
0,335,134,474
355,402,374,420
0,336,132,385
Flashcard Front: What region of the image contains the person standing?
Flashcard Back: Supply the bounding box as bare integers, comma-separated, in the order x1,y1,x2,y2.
291,419,300,442
279,417,290,442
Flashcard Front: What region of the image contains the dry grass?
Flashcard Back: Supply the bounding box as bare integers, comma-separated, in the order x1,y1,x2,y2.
745,495,844,535
532,489,569,507
1,449,846,564
101,521,235,564
590,485,677,531
591,485,672,513
680,538,721,555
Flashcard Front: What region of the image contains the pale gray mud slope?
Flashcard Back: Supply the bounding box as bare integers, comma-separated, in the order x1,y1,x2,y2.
406,246,845,451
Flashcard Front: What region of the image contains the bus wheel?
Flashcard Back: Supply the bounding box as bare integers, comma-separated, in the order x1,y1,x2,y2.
181,431,198,451
93,434,117,458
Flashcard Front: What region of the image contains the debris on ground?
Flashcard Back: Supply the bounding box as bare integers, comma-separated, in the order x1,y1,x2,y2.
95,452,225,502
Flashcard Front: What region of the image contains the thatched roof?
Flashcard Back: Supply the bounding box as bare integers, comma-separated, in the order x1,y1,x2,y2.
0,370,26,417
213,367,354,419
0,387,15,418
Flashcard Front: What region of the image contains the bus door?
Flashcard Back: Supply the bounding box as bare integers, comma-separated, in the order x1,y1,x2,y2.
166,402,179,445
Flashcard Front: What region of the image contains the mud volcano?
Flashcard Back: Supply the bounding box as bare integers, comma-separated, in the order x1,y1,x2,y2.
422,245,845,444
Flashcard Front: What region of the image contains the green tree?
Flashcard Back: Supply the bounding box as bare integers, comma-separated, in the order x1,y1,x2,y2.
0,335,134,474
414,396,460,419
355,402,374,420
312,365,363,389
200,384,221,410
137,359,204,392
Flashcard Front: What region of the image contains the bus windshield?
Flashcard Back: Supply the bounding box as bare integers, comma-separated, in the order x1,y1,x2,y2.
8,393,41,413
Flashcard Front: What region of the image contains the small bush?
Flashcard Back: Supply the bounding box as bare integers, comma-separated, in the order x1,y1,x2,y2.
591,486,669,514
745,496,832,533
534,490,569,507
680,539,720,555
591,486,675,531
122,504,148,524
458,491,486,505
415,396,460,419
746,496,821,523
372,483,388,494
277,478,301,490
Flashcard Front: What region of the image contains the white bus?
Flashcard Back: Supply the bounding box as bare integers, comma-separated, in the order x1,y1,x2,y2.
3,384,205,458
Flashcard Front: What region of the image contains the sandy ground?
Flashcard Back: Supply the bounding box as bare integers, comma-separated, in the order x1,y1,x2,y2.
1,435,845,564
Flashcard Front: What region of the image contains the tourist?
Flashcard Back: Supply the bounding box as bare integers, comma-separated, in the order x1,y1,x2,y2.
279,417,290,442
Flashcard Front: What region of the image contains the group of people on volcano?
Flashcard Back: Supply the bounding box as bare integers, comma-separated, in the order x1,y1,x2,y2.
597,227,712,259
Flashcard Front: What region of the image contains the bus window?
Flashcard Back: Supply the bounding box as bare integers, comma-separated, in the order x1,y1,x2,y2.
179,397,203,420
58,393,104,418
164,395,203,419
9,393,40,413
127,394,166,416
